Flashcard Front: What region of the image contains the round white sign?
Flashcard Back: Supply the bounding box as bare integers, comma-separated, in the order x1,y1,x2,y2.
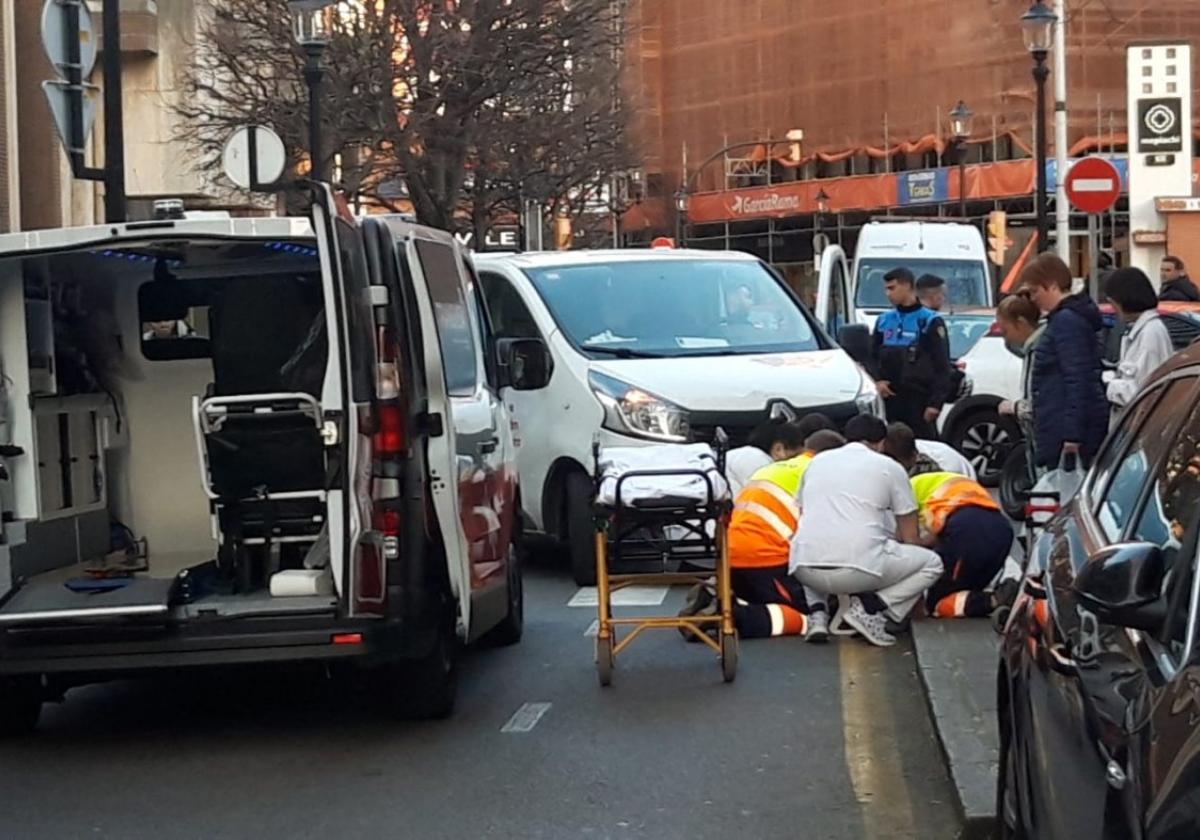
222,125,287,189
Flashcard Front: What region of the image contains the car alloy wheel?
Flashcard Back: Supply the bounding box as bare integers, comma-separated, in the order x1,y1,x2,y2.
956,413,1013,484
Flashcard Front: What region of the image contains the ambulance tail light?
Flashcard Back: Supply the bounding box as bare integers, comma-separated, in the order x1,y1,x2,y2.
373,324,408,458
375,403,405,457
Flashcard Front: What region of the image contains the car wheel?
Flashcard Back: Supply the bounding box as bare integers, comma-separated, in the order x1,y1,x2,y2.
949,409,1014,487
996,713,1029,839
379,613,458,721
0,677,42,737
484,541,524,647
566,472,597,587
999,445,1034,522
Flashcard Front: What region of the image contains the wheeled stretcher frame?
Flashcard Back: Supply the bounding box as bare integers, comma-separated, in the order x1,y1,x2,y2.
590,435,737,686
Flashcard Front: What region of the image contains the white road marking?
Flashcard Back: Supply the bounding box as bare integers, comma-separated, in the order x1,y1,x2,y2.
584,619,599,637
568,586,669,607
501,702,552,733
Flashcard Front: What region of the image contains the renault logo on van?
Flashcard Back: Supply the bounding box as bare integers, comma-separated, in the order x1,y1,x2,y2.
767,401,797,422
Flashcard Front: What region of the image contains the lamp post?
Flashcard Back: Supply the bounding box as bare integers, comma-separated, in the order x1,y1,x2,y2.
674,189,688,246
1022,1,1057,253
290,1,335,182
949,100,974,219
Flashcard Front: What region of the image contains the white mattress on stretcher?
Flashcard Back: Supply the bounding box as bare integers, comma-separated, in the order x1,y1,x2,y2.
596,444,730,507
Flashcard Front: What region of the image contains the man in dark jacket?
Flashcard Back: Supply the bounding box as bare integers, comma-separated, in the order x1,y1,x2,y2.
869,267,953,440
1020,254,1108,468
1160,256,1200,303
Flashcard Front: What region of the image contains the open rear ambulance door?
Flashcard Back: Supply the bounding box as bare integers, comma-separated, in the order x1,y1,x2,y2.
309,185,380,614
381,221,473,641
814,244,853,337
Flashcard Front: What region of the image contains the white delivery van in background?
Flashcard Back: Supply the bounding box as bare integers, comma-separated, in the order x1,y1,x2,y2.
473,249,881,585
831,220,994,330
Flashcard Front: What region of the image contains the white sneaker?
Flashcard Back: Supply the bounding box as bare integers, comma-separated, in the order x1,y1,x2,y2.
829,599,858,636
842,596,897,647
806,610,830,643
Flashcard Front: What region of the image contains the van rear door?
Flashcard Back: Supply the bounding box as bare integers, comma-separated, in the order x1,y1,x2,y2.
377,219,474,640
815,244,853,336
308,186,378,612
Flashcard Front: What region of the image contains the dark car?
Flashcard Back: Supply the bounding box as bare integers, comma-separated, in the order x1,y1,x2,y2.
996,344,1200,839
988,303,1200,513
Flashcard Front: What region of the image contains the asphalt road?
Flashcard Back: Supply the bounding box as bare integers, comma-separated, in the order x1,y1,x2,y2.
0,559,961,840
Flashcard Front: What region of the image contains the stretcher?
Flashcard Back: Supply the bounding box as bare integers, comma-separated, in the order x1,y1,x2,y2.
590,434,737,686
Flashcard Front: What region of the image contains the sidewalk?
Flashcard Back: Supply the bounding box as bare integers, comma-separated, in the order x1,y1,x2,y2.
911,618,1000,840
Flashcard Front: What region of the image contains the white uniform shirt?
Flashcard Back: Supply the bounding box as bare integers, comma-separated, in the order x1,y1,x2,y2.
789,443,918,577
916,439,977,480
725,446,772,496
1107,311,1174,408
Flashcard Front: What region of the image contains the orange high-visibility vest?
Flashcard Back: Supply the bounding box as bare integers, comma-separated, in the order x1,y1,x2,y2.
911,472,1000,535
727,453,812,569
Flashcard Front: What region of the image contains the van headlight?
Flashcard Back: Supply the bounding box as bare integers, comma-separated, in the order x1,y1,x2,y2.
589,371,690,442
855,369,884,417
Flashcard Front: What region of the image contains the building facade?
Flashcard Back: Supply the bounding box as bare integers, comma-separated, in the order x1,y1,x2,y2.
623,0,1200,289
3,0,251,234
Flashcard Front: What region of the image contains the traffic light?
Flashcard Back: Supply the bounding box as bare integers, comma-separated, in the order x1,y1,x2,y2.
987,210,1008,266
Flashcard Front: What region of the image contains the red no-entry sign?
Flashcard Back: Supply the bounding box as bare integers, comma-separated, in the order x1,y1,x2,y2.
1064,156,1122,214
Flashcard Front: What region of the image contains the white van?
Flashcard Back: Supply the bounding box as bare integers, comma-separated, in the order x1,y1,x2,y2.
473,249,881,585
0,188,548,732
822,220,993,331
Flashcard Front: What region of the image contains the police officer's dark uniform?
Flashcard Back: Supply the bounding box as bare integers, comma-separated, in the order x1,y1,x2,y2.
870,271,953,440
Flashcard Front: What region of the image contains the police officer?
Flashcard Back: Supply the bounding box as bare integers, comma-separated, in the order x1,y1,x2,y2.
870,267,953,440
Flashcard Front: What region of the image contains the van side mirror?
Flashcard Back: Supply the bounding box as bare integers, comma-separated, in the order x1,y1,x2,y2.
498,338,552,391
837,324,871,366
1073,542,1167,633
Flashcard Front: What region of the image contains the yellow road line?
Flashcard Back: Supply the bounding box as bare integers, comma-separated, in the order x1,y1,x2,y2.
839,641,918,838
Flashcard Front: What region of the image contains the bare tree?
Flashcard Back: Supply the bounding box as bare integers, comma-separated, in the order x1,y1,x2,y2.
178,0,635,232
468,45,637,244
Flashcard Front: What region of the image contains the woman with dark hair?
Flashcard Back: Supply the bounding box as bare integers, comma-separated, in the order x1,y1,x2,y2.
1019,253,1108,469
1105,267,1173,410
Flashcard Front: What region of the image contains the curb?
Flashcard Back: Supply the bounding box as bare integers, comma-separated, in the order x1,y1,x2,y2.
910,621,999,840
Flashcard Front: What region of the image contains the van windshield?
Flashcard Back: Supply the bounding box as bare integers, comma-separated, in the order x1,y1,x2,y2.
524,259,823,358
855,259,990,310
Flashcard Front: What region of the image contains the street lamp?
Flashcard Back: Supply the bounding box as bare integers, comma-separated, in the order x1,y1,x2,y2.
674,188,688,245
949,100,973,218
1022,0,1056,253
290,0,335,182
815,188,830,221
814,188,830,258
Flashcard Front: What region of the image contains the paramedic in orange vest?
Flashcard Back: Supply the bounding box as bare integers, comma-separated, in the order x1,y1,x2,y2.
726,429,846,640
910,471,1013,618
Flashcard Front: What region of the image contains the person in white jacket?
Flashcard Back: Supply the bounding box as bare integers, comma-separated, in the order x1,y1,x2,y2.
1104,268,1174,410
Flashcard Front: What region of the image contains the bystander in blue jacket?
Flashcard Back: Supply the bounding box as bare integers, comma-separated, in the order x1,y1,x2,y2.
1020,254,1108,469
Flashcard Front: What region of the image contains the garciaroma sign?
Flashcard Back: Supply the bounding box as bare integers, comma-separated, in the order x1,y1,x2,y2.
685,174,896,225
730,192,803,216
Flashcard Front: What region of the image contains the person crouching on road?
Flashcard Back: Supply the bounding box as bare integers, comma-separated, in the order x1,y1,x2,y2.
724,413,835,496
720,428,847,642
869,268,953,441
884,422,976,479
789,415,944,647
907,471,1014,620
680,414,836,636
